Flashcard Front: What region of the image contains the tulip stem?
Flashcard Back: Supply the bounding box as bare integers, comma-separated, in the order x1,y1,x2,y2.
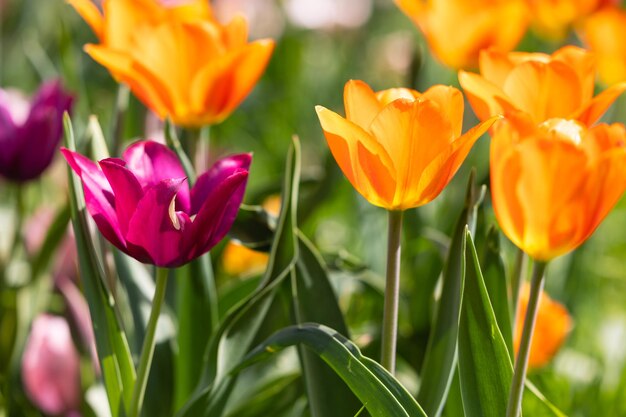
129,267,169,417
505,260,547,417
381,210,403,374
511,249,528,329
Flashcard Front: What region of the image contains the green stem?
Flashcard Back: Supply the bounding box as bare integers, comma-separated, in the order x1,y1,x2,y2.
505,260,547,417
128,267,169,417
381,210,403,374
511,249,528,329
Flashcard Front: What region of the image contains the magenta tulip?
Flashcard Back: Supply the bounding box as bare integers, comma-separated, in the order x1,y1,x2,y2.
21,314,81,416
0,80,73,181
61,140,250,267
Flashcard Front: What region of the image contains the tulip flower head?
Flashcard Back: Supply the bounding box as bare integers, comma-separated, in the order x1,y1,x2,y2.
514,283,572,368
315,80,499,210
490,114,626,261
0,80,73,182
580,6,626,86
22,314,81,416
459,46,626,126
69,0,275,127
62,141,250,267
395,0,529,69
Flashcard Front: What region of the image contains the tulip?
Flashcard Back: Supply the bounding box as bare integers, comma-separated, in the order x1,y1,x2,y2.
61,140,250,267
459,45,626,126
491,115,626,261
22,314,81,416
580,6,626,86
0,80,73,182
69,0,274,127
394,0,529,69
514,283,571,369
315,80,499,211
526,0,617,40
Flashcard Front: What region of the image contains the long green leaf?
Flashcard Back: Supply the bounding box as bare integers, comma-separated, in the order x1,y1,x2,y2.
458,229,512,417
176,136,301,417
63,113,136,417
417,170,485,417
291,232,362,417
236,323,427,417
523,380,568,417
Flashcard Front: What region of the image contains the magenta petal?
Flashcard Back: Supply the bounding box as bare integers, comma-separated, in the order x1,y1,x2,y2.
125,178,192,267
188,170,249,258
60,148,126,251
123,140,190,212
0,101,18,170
190,153,252,215
99,158,144,238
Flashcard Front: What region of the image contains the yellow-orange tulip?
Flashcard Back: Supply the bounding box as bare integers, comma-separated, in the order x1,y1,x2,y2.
459,46,626,127
525,0,613,40
315,80,499,210
580,6,626,86
222,241,269,277
395,0,529,69
69,0,274,127
491,115,626,261
514,283,571,369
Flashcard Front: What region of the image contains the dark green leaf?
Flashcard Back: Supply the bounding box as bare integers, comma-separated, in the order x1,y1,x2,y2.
458,229,512,417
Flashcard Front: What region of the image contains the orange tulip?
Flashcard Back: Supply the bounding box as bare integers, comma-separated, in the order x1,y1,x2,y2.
525,0,617,40
491,115,626,261
394,0,529,69
580,6,626,86
514,283,571,368
69,0,274,127
315,80,499,210
222,241,269,277
459,46,626,127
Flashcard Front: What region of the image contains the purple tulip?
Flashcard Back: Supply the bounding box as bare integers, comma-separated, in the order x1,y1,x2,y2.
0,80,74,181
22,314,81,416
61,140,250,267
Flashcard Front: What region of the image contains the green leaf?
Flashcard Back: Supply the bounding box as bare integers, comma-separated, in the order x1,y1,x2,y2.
228,204,276,252
176,136,301,417
417,170,485,417
235,323,427,417
291,232,362,417
523,380,568,417
458,229,512,417
480,225,513,357
63,113,136,417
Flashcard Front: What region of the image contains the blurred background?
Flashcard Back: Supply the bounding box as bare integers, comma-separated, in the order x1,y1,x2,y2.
2,0,626,416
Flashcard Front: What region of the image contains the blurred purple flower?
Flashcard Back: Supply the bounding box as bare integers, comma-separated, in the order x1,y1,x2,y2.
61,140,250,267
0,80,73,182
22,314,81,416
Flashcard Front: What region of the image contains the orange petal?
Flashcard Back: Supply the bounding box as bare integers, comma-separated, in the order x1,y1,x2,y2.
375,88,421,107
103,0,163,49
67,0,104,40
458,70,512,121
85,44,172,119
574,82,626,126
221,15,249,50
316,106,396,208
422,85,464,137
344,80,384,130
552,46,596,104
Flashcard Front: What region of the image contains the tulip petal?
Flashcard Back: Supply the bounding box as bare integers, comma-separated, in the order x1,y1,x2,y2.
67,0,104,40
343,80,384,129
60,148,126,251
99,158,144,238
316,105,396,207
422,85,465,137
221,15,249,49
190,153,251,215
125,178,190,267
553,46,596,104
102,0,163,50
189,170,249,256
459,70,513,121
123,140,190,212
575,82,626,126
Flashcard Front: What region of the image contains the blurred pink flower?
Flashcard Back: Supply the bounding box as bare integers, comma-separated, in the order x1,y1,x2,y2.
22,314,81,416
213,0,285,38
285,0,372,30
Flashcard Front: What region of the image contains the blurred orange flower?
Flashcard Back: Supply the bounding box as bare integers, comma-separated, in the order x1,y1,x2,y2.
315,80,498,210
395,0,529,69
515,283,572,368
459,46,626,126
526,0,617,40
580,6,626,86
69,0,274,127
491,115,626,261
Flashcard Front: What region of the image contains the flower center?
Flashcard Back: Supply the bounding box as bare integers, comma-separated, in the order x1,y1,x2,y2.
539,118,585,146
